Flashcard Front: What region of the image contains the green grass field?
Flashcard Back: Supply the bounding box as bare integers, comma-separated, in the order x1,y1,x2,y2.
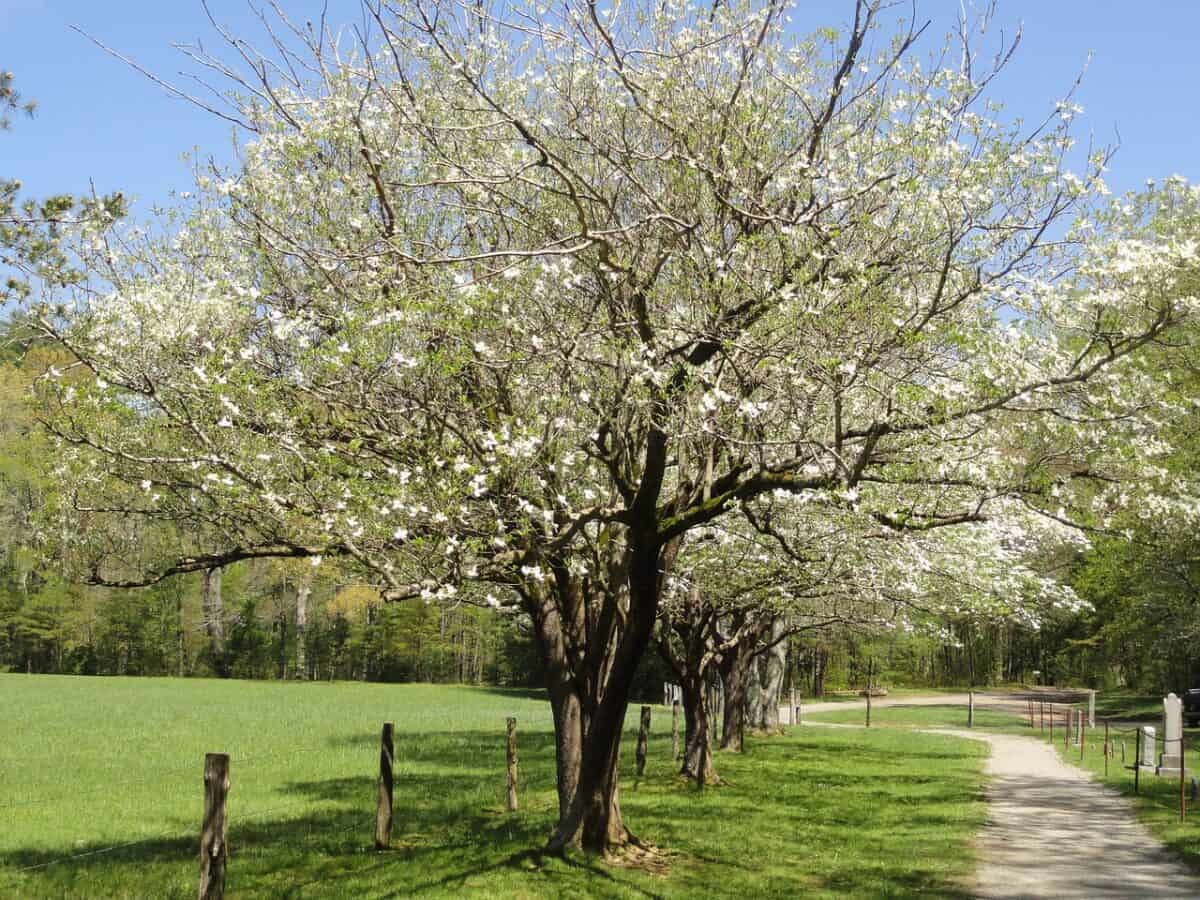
1088,690,1168,721
2,674,989,898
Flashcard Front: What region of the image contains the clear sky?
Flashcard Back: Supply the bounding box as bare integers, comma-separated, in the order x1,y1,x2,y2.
1,1,1196,214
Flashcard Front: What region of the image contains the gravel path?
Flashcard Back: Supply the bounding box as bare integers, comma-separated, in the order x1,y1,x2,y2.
786,691,977,717
789,693,1200,897
937,729,1200,898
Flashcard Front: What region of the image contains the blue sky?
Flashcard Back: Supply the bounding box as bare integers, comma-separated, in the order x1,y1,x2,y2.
0,1,1194,212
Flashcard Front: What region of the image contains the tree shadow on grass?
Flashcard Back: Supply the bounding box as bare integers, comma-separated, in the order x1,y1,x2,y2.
467,685,551,703
1,726,985,899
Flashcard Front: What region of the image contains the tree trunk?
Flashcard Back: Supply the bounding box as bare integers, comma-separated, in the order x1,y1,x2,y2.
542,656,635,856
295,571,311,680
813,645,826,696
679,673,720,783
745,654,765,731
509,522,683,859
201,567,227,676
719,647,753,752
532,598,632,854
757,619,787,731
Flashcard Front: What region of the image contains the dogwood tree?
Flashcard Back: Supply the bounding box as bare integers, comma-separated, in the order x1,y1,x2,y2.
30,0,1200,854
660,494,1088,778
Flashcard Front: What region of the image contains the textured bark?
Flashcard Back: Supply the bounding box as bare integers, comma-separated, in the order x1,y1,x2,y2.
756,619,788,731
531,536,672,856
679,674,720,783
746,655,765,731
657,584,723,784
199,753,230,899
542,647,638,855
719,646,752,752
375,722,394,848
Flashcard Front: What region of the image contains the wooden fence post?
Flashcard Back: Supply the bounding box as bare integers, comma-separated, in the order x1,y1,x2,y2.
1080,717,1085,761
1049,702,1053,741
1135,728,1142,795
199,753,230,900
865,686,872,728
1104,720,1109,777
375,722,394,849
790,688,797,726
506,717,519,811
636,706,651,776
671,700,680,760
1181,732,1187,823
1040,700,1045,731
968,691,974,728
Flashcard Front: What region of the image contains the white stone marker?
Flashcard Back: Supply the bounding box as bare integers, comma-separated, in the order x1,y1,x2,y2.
1141,726,1157,769
1160,693,1184,772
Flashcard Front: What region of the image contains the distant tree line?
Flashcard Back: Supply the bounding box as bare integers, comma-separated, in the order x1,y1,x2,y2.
0,555,541,684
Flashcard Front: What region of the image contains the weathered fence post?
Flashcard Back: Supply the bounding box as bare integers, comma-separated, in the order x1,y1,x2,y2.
1080,717,1085,761
1089,690,1096,728
1104,720,1110,777
636,706,651,777
199,753,230,900
1135,728,1142,795
968,691,974,728
506,717,518,811
672,700,680,760
375,722,394,849
790,688,797,727
1048,702,1053,741
864,659,875,727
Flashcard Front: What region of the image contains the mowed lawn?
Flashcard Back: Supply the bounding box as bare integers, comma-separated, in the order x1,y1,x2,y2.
2,675,987,898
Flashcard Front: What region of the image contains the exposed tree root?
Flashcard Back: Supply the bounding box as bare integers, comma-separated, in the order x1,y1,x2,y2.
604,837,671,875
